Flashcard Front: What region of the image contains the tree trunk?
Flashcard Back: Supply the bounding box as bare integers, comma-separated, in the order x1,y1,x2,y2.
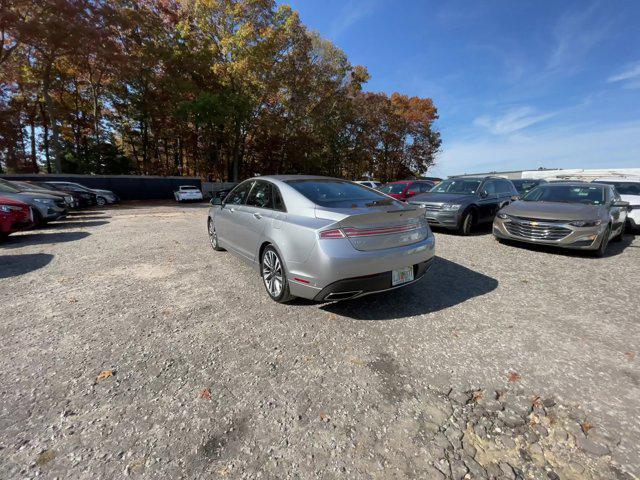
39,102,52,173
29,107,37,172
42,61,62,173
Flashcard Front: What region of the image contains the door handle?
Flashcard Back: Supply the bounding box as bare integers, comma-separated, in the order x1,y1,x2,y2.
253,212,262,219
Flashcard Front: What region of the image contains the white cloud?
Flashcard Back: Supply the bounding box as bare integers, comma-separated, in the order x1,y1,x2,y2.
473,106,557,135
328,0,378,39
607,62,640,89
547,2,611,73
437,120,640,176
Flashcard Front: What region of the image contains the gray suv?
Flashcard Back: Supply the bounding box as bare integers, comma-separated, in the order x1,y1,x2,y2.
408,176,519,234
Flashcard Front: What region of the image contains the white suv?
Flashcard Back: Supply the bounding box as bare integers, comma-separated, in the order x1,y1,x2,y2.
594,177,640,231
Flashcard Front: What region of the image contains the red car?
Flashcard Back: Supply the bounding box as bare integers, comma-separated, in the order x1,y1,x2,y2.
0,196,33,240
378,180,435,201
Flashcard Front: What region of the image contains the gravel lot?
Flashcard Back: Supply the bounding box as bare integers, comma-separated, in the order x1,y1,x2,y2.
1,203,639,479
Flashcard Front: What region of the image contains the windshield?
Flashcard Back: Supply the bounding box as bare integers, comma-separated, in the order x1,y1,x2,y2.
511,180,540,195
522,185,605,205
287,179,393,208
379,183,408,194
0,179,21,193
597,181,640,196
430,179,481,195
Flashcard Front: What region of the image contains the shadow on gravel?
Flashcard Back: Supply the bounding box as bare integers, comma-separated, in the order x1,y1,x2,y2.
1,231,91,249
498,234,635,258
321,256,498,320
47,220,109,229
62,215,111,221
431,222,493,237
0,253,54,278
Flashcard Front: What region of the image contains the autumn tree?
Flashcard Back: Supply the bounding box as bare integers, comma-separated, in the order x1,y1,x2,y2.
0,0,441,180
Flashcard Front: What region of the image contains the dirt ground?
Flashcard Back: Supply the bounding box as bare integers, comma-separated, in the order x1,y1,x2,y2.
1,203,639,479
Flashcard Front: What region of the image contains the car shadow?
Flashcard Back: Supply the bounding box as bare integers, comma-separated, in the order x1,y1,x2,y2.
318,256,498,320
0,253,54,278
431,222,493,237
45,220,109,229
1,231,91,249
55,215,111,221
497,234,634,258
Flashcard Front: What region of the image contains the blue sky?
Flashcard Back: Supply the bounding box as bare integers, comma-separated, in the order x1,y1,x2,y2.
282,0,640,177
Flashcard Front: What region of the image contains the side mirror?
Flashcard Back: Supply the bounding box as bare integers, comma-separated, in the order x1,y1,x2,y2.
210,197,222,206
479,190,488,198
407,190,417,197
511,195,520,202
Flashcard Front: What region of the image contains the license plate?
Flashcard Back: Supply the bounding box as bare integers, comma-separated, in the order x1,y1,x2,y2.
392,266,414,286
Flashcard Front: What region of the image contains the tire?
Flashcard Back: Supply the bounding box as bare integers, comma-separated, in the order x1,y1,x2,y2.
96,196,107,207
207,219,224,251
611,223,624,242
593,225,611,257
458,210,475,235
260,246,294,303
32,209,46,227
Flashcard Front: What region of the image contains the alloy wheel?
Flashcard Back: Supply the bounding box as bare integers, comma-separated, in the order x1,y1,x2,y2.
262,250,283,298
208,220,221,250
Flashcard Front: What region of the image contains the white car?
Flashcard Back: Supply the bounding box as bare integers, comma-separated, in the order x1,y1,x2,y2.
594,177,640,231
174,185,203,202
355,180,382,189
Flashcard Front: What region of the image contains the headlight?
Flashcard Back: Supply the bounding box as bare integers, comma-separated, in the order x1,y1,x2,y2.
441,204,461,211
34,198,55,204
0,205,22,213
497,212,509,219
569,219,602,227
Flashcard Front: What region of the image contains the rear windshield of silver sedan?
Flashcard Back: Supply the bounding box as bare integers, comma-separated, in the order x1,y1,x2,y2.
523,185,605,205
286,179,391,207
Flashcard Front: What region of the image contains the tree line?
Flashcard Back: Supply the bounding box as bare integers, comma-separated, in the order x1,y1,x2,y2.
0,0,441,182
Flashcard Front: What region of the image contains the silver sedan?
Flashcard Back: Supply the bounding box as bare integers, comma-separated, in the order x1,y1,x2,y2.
207,175,436,302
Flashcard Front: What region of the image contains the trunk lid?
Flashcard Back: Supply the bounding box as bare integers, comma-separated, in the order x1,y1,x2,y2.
315,204,429,251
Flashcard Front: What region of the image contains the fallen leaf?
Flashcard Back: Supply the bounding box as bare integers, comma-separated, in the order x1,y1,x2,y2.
349,358,365,366
452,331,459,338
625,352,636,361
507,371,521,383
531,395,543,408
199,387,212,400
68,297,78,304
36,450,55,466
581,421,593,435
472,390,483,402
96,370,115,381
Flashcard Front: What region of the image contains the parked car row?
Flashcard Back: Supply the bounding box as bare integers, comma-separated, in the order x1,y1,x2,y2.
0,179,118,240
206,175,637,303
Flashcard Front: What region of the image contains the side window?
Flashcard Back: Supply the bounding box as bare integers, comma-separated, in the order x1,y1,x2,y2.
272,185,286,211
418,182,432,192
246,181,273,209
226,181,254,205
610,187,620,202
483,180,497,196
498,180,514,195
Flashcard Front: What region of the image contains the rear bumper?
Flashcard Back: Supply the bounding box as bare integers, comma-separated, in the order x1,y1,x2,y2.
493,217,605,250
312,259,434,301
287,233,436,300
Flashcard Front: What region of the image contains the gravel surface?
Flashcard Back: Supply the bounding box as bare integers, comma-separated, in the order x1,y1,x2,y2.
1,203,639,479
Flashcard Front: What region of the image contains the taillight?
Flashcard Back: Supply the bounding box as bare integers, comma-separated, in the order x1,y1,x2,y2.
342,224,421,237
319,229,346,239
